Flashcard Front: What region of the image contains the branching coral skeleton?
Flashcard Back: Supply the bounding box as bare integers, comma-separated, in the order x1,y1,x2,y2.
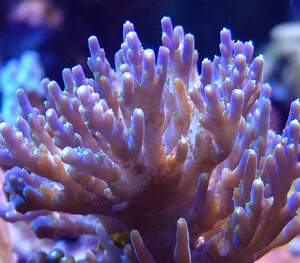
0,17,300,263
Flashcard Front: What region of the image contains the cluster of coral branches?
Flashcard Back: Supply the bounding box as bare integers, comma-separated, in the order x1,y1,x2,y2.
0,17,300,263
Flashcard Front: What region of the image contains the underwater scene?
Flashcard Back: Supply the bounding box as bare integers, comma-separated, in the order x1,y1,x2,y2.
1,0,300,262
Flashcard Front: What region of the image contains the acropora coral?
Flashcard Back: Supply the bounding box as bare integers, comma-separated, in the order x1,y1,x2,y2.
0,17,300,263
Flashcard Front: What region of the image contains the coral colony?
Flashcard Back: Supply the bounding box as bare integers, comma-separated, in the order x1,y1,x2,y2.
0,17,300,263
0,50,44,125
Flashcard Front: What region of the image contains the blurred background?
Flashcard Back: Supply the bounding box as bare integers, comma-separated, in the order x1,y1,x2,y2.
1,0,300,262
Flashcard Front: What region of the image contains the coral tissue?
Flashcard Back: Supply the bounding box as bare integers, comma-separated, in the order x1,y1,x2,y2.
0,17,300,263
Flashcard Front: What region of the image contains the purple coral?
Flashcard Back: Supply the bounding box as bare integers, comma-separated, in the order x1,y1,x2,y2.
0,17,300,263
